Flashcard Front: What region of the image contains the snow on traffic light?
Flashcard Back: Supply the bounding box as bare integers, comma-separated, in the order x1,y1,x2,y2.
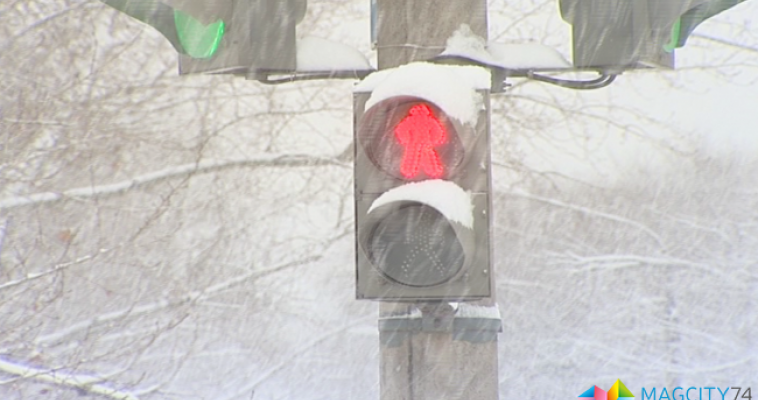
354,63,492,301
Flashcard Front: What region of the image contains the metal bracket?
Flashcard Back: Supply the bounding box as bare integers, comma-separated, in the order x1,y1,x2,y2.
379,302,502,346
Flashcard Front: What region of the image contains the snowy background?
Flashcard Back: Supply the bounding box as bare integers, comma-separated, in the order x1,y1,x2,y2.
1,0,757,399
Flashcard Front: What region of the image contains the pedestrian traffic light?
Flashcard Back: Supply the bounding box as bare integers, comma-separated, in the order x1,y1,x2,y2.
559,0,747,69
101,0,305,75
354,63,492,301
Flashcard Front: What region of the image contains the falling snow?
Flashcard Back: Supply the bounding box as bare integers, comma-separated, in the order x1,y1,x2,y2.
2,0,758,398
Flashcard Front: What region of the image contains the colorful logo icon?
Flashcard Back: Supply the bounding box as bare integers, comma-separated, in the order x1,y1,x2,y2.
580,379,634,400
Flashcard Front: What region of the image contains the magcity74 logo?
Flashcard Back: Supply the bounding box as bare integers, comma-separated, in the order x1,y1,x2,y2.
578,380,753,400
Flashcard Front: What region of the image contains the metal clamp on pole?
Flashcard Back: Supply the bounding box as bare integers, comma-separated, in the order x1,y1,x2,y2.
452,303,502,343
379,303,501,346
378,307,422,347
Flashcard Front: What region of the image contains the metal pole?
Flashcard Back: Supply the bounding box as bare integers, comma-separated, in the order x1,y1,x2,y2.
375,1,499,399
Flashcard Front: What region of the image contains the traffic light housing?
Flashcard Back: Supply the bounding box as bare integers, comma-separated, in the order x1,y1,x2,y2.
179,0,305,76
669,0,748,49
101,0,305,75
354,63,492,301
101,0,228,58
559,0,747,69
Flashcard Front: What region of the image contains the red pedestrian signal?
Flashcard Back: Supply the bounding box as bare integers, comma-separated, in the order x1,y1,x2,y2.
395,103,447,179
357,96,465,183
353,64,492,301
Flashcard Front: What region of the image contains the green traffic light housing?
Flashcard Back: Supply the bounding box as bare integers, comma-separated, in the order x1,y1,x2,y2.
666,0,748,50
101,0,307,76
173,11,224,58
101,0,225,59
560,0,752,69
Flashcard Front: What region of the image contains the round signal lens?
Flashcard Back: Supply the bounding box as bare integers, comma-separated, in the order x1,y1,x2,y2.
366,204,464,287
358,97,464,181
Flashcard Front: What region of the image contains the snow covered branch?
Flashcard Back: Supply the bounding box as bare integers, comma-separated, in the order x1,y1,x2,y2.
220,316,373,400
554,253,737,281
0,155,348,211
31,254,323,348
0,247,113,291
0,357,139,400
506,189,664,246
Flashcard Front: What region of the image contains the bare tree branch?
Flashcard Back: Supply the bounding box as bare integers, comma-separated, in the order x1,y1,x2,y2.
0,247,113,291
693,33,758,55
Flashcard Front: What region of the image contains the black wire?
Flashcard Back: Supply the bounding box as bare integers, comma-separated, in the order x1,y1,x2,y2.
256,70,374,84
429,54,619,90
251,63,618,91
524,71,618,89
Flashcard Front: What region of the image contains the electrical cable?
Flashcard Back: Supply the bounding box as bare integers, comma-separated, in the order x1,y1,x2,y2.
255,70,374,84
524,71,618,89
253,63,618,91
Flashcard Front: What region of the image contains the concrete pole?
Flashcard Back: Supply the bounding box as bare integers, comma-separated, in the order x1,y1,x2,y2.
375,0,488,69
375,1,499,399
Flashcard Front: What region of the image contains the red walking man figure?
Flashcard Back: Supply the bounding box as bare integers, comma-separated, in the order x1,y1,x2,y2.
394,103,447,179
